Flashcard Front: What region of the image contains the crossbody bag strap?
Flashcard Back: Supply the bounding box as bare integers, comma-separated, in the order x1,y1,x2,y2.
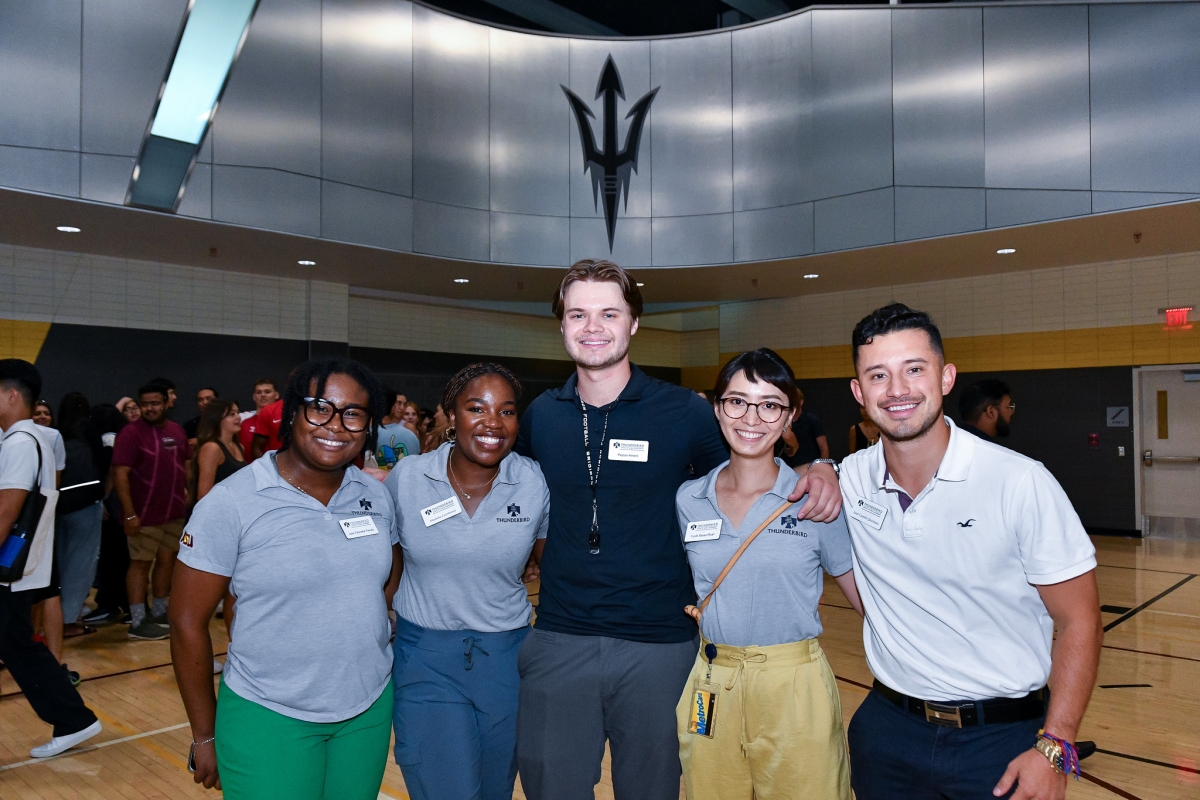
11,430,43,494
696,498,795,614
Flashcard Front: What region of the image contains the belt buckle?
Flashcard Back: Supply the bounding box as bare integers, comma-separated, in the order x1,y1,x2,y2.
924,701,964,728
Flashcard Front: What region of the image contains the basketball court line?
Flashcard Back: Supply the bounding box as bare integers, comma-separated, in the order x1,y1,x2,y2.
0,722,189,772
1103,575,1196,631
1095,563,1194,577
0,651,227,699
1080,772,1144,800
1095,748,1200,776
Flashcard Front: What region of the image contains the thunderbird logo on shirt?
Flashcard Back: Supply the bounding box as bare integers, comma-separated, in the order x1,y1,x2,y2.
780,515,798,529
508,504,521,517
360,498,372,511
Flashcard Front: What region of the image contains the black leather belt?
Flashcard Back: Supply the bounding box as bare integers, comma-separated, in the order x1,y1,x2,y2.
873,680,1047,728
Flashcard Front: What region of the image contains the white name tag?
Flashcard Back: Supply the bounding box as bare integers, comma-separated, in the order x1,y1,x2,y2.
339,516,380,539
608,439,649,462
684,519,722,542
421,496,463,527
849,496,888,530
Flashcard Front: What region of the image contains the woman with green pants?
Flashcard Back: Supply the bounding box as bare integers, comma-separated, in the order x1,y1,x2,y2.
171,357,402,799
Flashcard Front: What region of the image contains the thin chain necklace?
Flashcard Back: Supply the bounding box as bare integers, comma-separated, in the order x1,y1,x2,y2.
273,453,309,496
448,447,498,500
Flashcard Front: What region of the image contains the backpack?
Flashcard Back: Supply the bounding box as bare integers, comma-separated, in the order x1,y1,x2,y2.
58,437,103,515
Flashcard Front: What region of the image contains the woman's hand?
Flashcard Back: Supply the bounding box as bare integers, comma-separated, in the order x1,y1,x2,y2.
521,558,540,583
190,740,221,790
683,605,702,623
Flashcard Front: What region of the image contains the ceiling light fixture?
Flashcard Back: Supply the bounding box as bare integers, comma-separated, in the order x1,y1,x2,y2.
636,282,645,287
997,248,1016,255
454,278,469,284
297,260,315,266
803,273,819,279
56,226,80,233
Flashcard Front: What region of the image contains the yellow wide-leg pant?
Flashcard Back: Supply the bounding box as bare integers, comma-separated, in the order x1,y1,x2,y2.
675,638,851,800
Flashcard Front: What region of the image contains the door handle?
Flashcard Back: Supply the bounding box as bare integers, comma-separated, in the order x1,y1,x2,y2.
1143,450,1200,466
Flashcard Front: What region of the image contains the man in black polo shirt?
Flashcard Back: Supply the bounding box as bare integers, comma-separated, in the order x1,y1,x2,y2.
514,260,843,800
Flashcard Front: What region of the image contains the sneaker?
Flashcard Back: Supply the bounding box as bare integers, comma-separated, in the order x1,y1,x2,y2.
1077,740,1097,760
150,613,170,627
81,607,118,625
213,659,224,675
127,620,169,641
62,663,81,687
30,720,102,758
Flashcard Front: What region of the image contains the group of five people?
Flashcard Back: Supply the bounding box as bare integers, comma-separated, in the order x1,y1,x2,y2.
171,259,1100,800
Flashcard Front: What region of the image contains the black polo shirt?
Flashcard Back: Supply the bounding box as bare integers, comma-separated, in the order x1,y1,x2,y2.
782,411,825,468
516,364,727,643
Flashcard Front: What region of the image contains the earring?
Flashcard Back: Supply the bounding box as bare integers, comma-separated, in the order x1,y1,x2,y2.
447,428,457,441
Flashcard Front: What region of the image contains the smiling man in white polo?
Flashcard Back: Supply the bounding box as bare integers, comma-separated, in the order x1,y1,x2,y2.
838,304,1102,800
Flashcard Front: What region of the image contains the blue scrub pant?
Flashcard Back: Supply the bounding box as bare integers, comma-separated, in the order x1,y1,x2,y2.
848,689,1044,800
392,617,529,800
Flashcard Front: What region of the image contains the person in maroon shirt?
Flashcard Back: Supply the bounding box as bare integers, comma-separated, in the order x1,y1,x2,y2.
111,384,191,640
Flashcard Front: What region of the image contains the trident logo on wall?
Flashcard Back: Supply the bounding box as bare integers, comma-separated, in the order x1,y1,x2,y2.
563,56,659,251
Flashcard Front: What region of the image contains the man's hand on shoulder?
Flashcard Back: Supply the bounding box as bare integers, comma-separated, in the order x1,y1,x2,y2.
789,461,842,522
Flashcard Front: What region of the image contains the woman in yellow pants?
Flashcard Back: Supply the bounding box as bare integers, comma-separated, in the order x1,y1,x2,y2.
674,349,864,800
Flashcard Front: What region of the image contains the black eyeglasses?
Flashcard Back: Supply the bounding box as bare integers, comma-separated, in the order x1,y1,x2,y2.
717,397,790,424
302,397,370,432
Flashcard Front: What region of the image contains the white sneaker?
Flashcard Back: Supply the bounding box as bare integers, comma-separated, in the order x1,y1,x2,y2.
30,720,102,758
213,659,224,674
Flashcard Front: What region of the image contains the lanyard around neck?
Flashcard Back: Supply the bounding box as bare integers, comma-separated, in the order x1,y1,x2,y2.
578,389,611,555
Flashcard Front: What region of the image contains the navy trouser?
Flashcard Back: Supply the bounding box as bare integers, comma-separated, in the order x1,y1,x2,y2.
391,617,528,800
848,689,1044,800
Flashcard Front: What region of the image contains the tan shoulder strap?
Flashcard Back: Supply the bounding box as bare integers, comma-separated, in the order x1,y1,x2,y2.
696,498,795,614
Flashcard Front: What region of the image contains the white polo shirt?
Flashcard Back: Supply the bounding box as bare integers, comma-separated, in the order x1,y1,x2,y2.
839,417,1096,702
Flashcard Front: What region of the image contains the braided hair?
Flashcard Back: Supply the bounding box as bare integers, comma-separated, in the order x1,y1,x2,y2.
278,356,388,455
442,363,523,422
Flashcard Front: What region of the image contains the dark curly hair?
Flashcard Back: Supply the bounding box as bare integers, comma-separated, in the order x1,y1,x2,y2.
851,303,944,367
279,357,388,456
442,363,523,419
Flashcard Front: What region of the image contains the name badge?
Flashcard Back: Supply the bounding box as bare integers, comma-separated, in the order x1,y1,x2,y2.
339,516,380,539
608,439,649,462
849,496,888,530
421,496,463,527
684,519,722,542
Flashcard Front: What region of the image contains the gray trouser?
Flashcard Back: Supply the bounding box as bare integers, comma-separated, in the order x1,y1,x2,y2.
56,502,103,624
516,628,698,800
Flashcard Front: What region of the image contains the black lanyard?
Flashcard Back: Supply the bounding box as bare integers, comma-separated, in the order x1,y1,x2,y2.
578,390,611,555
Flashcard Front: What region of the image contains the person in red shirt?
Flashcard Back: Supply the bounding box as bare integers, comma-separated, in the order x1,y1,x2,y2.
111,384,190,640
240,379,279,462
251,396,284,459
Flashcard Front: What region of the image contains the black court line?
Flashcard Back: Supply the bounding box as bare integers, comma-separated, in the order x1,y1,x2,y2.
834,675,872,691
1102,644,1200,664
1099,683,1152,689
1100,604,1132,614
1081,771,1144,800
1103,574,1196,632
1096,747,1200,776
1096,562,1195,577
0,652,227,699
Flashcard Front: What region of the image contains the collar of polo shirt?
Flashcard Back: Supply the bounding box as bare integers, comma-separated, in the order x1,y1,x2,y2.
421,441,522,487
690,456,799,507
554,363,651,405
251,452,369,493
868,417,975,493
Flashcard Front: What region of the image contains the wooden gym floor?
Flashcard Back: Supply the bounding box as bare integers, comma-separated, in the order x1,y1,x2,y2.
1,535,1197,799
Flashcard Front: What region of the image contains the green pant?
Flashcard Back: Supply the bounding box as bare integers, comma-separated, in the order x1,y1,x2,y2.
215,677,393,800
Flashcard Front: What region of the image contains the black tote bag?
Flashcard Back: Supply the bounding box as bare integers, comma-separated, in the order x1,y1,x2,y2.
0,432,47,583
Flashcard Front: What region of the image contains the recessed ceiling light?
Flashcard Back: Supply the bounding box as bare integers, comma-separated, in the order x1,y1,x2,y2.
636,282,645,287
57,226,80,233
803,273,819,279
453,278,469,284
297,259,316,266
996,248,1016,255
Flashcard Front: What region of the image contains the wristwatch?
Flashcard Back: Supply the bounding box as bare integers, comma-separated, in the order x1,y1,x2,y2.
809,458,840,476
1035,734,1065,774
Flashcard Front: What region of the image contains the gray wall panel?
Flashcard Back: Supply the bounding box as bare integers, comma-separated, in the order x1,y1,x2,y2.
892,8,983,188
490,30,569,216
894,186,984,241
412,6,490,209
732,13,813,210
984,6,1090,190
1090,4,1200,193
1092,191,1197,214
82,0,186,157
177,163,212,219
650,34,733,217
734,203,814,262
413,200,489,261
81,154,135,204
814,188,894,252
491,212,569,266
652,214,734,266
214,0,321,176
322,182,412,252
812,10,892,199
321,0,412,195
986,189,1091,228
567,40,653,220
212,165,320,236
570,215,651,267
0,1,81,151
0,146,79,197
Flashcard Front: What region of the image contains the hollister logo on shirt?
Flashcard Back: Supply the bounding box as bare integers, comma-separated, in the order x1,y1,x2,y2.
849,497,888,530
608,439,649,462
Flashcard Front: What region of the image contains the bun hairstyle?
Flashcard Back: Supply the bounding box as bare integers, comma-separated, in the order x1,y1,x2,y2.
712,348,801,411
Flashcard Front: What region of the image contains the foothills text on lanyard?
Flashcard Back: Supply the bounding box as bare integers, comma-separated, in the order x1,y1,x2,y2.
578,388,611,555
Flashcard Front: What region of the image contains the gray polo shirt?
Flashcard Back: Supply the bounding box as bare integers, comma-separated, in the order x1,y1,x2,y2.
675,458,853,647
386,443,548,633
181,455,398,722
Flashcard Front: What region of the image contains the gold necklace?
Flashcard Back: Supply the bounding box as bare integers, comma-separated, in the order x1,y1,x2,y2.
448,450,498,500
273,454,309,496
